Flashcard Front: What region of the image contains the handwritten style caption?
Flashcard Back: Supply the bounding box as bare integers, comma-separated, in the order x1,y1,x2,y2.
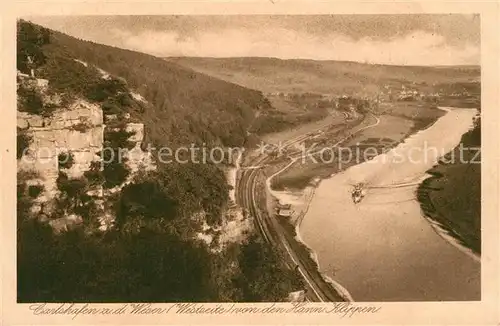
30,302,381,319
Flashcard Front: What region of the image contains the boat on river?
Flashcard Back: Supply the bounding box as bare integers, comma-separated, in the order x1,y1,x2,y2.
351,183,366,203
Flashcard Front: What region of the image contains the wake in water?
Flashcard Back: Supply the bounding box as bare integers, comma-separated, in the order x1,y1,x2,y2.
346,178,422,205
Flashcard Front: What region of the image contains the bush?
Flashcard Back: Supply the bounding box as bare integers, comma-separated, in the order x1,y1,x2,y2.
17,85,44,114
58,151,74,169
115,92,134,107
101,93,135,115
118,179,177,223
84,161,104,186
104,127,136,150
17,81,57,117
28,184,44,198
103,159,130,189
56,171,89,213
102,98,122,115
235,235,304,301
99,124,135,189
17,129,32,159
85,77,128,103
17,170,41,224
74,195,100,224
57,172,87,198
17,184,33,225
70,122,90,133
38,53,102,100
101,146,130,189
17,20,50,74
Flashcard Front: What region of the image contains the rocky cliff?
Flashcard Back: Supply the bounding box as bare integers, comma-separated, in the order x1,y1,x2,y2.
17,71,155,233
18,98,103,193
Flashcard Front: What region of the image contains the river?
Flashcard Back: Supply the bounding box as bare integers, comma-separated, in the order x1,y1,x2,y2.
299,107,480,301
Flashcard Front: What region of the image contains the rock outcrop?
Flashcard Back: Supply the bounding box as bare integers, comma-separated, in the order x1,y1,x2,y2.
99,120,156,231
17,97,104,207
17,73,156,233
124,123,156,176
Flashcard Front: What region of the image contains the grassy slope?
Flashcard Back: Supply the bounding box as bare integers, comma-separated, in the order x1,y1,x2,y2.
168,57,480,96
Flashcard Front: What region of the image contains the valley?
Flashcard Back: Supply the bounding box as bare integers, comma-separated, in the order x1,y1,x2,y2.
16,18,481,303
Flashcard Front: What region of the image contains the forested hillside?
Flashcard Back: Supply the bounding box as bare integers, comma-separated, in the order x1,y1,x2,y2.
40,31,276,148
17,20,303,303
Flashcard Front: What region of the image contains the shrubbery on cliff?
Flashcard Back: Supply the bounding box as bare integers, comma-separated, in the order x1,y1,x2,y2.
16,128,31,159
101,125,135,189
115,163,229,230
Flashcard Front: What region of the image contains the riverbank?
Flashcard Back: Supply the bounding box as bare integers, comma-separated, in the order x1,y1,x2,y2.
269,113,376,191
416,115,481,255
270,106,444,191
269,108,443,230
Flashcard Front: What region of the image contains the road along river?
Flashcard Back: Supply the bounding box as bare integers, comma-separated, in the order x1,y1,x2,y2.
299,107,480,301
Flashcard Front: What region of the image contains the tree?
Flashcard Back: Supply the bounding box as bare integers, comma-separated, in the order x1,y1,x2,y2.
56,171,89,210
235,235,304,301
58,151,74,169
17,171,38,225
83,161,104,186
28,184,44,198
85,77,128,102
17,222,220,302
102,150,130,189
17,129,32,159
17,20,50,74
104,127,136,150
17,85,44,115
118,179,177,223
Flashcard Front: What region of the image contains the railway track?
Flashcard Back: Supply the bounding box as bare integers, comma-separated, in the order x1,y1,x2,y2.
234,112,382,302
236,137,350,302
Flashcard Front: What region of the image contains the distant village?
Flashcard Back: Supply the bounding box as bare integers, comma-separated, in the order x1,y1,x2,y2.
265,82,476,110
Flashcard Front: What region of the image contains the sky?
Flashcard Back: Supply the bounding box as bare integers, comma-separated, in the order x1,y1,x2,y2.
28,15,480,66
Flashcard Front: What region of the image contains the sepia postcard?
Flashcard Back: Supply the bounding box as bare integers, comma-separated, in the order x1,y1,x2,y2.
1,1,499,325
